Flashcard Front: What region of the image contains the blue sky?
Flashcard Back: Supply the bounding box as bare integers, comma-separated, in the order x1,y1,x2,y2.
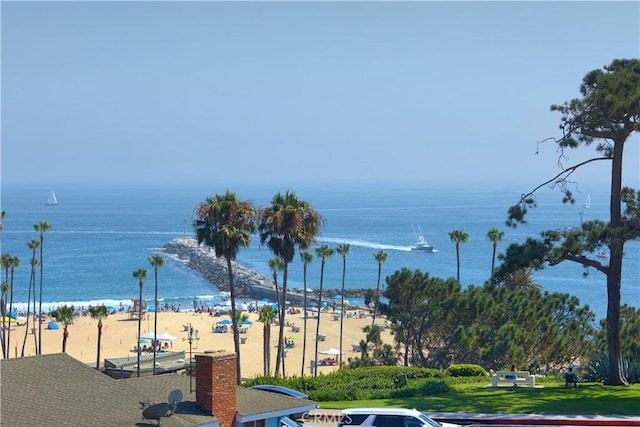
2,1,639,188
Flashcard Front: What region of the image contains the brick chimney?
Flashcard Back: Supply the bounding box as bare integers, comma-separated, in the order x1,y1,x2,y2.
195,352,237,427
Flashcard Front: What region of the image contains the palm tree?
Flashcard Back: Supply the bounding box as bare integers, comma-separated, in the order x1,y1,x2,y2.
132,268,147,378
5,255,19,359
88,304,108,369
55,305,75,353
194,191,256,384
313,244,334,377
258,305,276,376
258,190,322,378
267,257,284,376
1,253,10,285
336,243,350,366
371,250,388,328
0,211,5,240
34,221,52,355
448,229,469,283
1,253,11,357
22,240,40,357
299,250,313,376
1,281,9,357
504,267,542,290
148,255,165,375
486,227,505,280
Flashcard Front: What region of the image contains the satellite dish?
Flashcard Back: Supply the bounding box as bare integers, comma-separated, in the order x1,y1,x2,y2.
142,402,170,426
167,389,183,415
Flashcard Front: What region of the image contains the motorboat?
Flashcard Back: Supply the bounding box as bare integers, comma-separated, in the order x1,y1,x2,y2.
411,225,438,252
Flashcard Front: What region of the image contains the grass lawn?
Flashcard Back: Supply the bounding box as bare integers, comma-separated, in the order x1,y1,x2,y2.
318,380,640,416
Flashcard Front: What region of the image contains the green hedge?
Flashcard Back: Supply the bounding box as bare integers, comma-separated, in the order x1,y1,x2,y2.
243,366,450,401
446,364,487,377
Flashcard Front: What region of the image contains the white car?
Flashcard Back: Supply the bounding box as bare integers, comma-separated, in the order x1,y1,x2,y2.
338,407,461,427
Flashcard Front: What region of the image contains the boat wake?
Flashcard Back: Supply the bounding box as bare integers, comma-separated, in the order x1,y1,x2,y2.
318,236,411,252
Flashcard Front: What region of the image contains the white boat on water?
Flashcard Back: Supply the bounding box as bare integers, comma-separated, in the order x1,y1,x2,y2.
584,193,591,208
46,190,58,206
411,225,438,252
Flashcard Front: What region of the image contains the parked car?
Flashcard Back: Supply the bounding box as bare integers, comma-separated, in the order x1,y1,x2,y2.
338,407,461,427
249,384,309,399
250,385,315,420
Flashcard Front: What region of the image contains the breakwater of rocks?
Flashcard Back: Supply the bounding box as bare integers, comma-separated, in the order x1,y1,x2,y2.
163,237,272,298
163,237,373,304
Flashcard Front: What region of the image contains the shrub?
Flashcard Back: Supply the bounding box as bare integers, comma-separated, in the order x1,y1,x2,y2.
447,364,487,377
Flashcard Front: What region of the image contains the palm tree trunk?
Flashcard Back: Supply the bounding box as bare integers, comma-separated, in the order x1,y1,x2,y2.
456,242,461,282
226,258,242,384
137,285,143,378
277,263,289,378
313,262,325,377
371,263,382,329
301,266,308,377
339,261,346,366
38,239,44,355
273,276,282,377
153,268,158,375
21,268,34,357
62,328,68,352
32,266,38,354
1,310,6,358
96,320,103,369
263,323,270,376
7,269,15,359
491,243,497,279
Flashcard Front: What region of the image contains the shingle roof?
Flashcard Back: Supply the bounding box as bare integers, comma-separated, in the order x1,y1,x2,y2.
1,353,316,427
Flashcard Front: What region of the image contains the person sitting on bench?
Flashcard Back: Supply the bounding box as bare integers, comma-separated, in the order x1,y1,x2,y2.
565,366,578,388
506,364,518,387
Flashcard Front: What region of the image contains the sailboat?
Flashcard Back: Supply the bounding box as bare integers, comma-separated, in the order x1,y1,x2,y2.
45,190,58,206
584,193,591,208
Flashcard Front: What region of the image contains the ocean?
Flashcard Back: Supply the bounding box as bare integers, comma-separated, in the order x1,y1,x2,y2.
1,182,638,321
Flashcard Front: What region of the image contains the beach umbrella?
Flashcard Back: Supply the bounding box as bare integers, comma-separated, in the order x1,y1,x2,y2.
241,319,253,325
7,311,17,319
1,316,16,323
288,335,298,340
319,348,341,355
139,339,149,344
140,331,156,340
260,298,271,302
47,321,59,330
217,319,232,325
157,332,176,342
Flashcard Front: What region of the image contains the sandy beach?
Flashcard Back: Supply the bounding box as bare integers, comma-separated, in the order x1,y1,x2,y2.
8,307,393,378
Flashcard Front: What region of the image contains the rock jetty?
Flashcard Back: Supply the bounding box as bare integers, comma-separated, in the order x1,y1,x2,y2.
163,237,374,304
163,237,271,298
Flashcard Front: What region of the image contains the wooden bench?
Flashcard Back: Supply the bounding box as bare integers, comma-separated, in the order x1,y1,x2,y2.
491,370,535,387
